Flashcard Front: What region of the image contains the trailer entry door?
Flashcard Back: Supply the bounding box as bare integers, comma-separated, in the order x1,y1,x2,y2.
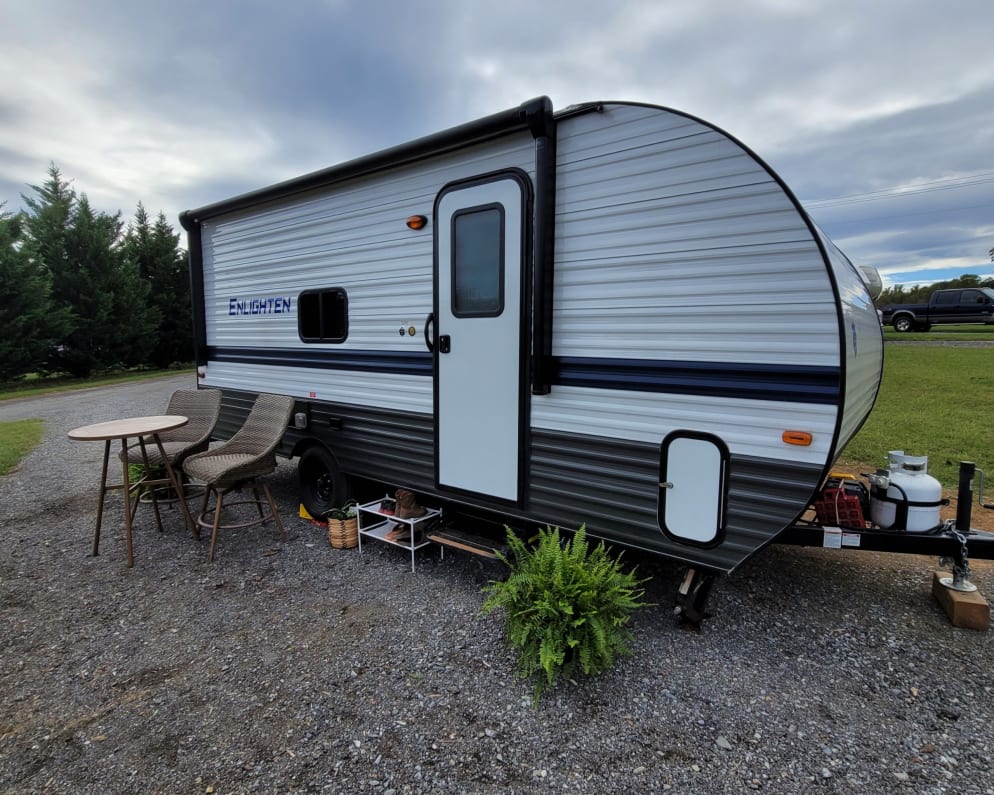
434,175,527,502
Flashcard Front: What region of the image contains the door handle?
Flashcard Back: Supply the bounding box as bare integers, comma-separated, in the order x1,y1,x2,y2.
439,335,451,354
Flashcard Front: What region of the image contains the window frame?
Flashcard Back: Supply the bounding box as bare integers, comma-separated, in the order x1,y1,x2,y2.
297,287,349,343
450,203,506,319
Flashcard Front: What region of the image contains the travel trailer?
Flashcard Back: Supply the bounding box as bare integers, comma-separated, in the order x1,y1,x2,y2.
180,96,884,592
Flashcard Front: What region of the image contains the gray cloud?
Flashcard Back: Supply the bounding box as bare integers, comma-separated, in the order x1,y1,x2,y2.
2,0,993,284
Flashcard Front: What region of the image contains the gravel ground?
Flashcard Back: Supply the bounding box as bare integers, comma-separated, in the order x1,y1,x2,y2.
2,374,993,794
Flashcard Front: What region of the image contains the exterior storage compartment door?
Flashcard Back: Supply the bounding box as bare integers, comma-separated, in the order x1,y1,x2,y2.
658,431,729,547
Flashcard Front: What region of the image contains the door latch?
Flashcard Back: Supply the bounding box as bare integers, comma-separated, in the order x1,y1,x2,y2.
439,335,451,354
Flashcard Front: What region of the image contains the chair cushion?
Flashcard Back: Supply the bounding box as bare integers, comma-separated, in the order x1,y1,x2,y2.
183,452,277,488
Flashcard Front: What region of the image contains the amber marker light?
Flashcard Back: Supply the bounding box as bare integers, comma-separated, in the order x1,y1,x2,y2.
782,430,813,446
406,215,428,230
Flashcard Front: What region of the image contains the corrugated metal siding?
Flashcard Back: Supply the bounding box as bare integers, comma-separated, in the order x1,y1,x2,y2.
553,105,840,368
201,361,433,415
307,402,435,491
814,227,884,454
528,429,823,573
531,386,837,465
215,390,817,572
201,134,536,352
215,391,435,492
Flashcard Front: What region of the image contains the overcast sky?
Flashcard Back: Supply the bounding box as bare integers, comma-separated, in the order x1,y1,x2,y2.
3,0,993,287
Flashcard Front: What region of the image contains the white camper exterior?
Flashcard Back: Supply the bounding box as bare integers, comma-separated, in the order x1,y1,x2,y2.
181,98,883,574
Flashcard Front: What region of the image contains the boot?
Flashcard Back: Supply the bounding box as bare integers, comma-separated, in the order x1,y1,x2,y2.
394,489,427,520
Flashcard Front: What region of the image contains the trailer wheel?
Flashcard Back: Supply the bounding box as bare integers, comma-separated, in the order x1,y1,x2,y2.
298,446,347,520
892,315,914,332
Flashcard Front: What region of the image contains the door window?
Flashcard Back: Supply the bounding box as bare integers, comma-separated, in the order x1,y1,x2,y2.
451,205,504,317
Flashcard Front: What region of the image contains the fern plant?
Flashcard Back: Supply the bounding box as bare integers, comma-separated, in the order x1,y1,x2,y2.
481,525,650,702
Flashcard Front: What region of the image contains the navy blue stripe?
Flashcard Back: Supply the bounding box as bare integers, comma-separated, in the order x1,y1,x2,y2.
207,348,839,404
552,357,840,404
208,347,434,376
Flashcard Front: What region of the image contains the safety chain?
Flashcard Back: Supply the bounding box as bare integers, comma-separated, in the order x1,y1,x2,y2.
949,527,973,589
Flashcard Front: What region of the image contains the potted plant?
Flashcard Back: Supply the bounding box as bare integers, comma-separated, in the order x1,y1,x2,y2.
327,500,358,549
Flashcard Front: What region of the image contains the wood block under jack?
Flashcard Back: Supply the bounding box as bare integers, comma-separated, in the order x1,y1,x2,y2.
931,571,990,631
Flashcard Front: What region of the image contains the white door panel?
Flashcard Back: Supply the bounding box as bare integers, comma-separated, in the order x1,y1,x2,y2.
436,177,525,500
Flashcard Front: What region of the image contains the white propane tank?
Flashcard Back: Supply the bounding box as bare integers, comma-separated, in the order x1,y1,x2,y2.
869,453,943,532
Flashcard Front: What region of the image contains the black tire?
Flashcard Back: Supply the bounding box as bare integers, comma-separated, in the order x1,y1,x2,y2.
298,445,348,519
892,315,914,333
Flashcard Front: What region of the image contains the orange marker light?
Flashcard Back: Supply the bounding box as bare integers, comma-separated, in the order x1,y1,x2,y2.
782,430,813,446
406,215,428,230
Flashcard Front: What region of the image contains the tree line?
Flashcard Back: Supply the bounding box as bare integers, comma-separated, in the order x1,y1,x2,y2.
874,273,994,307
0,165,192,381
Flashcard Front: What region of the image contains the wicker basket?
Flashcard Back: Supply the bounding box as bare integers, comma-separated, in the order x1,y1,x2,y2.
328,517,358,549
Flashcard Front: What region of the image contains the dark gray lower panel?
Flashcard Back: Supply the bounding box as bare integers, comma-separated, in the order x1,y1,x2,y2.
214,391,824,572
214,391,436,492
527,430,825,573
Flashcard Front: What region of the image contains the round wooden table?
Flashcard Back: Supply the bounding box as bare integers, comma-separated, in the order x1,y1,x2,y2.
69,415,195,567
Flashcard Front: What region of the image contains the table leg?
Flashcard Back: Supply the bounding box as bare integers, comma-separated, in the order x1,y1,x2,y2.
120,438,135,568
92,439,111,557
153,434,196,539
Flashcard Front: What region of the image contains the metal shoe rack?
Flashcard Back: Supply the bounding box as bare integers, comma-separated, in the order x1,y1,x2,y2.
356,496,441,572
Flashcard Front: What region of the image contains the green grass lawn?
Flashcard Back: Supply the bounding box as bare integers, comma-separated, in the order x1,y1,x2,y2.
883,323,994,342
0,368,193,402
0,419,45,476
0,368,192,477
838,344,993,487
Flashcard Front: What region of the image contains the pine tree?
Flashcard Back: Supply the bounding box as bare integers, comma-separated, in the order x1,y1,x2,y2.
20,166,161,377
54,195,160,376
20,163,74,286
123,204,193,367
0,208,68,380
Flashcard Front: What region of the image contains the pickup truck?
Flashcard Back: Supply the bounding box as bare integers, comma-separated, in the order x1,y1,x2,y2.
879,287,994,332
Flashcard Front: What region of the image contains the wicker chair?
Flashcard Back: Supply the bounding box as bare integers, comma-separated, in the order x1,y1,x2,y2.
118,388,222,534
120,388,222,470
182,393,295,562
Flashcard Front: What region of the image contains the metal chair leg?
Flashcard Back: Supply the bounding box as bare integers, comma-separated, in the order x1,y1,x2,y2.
251,482,266,521
261,482,286,539
208,488,224,563
197,484,211,521
137,438,164,533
